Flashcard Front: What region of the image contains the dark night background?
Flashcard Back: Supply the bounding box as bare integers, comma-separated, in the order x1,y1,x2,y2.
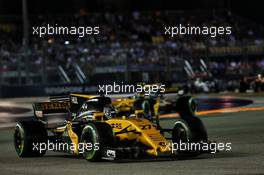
0,0,263,24
1,0,264,96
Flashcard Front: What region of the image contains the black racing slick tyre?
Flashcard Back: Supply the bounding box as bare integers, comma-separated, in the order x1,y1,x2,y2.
172,120,198,156
172,120,192,145
176,96,197,117
80,122,114,162
172,119,207,157
14,121,47,157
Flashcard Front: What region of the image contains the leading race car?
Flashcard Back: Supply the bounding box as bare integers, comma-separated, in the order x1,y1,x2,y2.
14,93,212,161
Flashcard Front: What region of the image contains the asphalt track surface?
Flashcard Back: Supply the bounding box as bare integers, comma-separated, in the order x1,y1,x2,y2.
0,95,264,175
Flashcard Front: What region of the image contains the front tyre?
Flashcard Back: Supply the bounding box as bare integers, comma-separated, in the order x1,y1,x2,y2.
172,120,201,157
80,122,114,162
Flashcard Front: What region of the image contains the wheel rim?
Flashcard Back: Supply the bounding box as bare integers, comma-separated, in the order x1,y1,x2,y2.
82,127,97,160
175,125,188,142
14,125,24,155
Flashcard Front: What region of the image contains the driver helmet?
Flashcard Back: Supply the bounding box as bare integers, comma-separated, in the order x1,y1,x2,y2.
103,104,117,119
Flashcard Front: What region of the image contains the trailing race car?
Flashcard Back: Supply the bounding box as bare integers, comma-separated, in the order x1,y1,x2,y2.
111,90,197,126
14,93,211,161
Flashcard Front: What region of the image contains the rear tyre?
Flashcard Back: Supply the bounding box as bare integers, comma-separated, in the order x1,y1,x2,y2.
14,121,47,157
176,96,196,117
80,122,114,162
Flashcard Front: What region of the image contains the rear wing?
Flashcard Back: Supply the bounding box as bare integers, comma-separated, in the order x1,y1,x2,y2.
33,101,70,119
33,93,97,119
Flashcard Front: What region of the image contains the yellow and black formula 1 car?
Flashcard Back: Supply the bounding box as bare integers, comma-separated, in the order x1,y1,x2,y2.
111,91,197,125
14,93,210,161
